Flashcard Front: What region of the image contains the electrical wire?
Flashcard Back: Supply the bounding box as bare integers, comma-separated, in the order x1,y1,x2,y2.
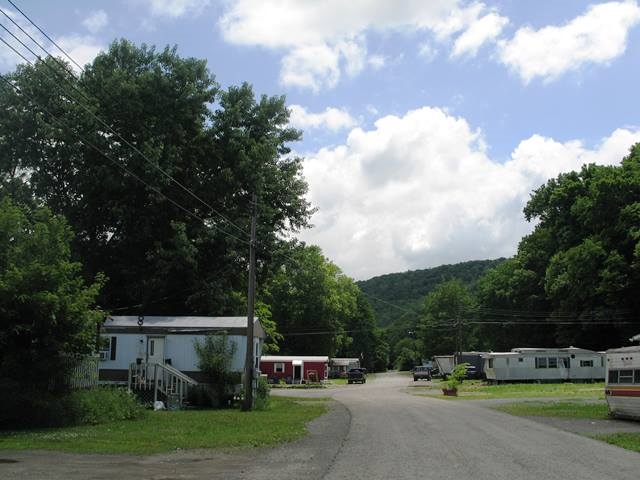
0,72,249,246
5,0,84,72
0,1,251,240
0,37,250,245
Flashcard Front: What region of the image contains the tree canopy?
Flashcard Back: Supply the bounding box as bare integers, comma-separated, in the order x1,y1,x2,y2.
475,143,640,350
264,243,388,368
0,40,313,316
0,198,102,404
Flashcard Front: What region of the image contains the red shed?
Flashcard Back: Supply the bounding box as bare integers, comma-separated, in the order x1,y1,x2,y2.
260,355,329,384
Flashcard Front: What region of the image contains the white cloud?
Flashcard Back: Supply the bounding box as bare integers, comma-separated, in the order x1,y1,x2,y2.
451,12,508,58
298,107,640,280
289,105,357,132
141,0,211,18
0,9,103,73
499,1,640,83
368,54,386,70
219,0,504,90
82,10,108,34
54,35,104,71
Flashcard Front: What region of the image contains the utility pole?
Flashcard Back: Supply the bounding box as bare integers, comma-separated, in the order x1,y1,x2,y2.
242,193,257,411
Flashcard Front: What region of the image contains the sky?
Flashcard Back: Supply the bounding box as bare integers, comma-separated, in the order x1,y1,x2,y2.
1,0,640,280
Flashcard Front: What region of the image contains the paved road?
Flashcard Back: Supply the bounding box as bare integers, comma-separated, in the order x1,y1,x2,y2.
2,372,639,479
311,372,640,480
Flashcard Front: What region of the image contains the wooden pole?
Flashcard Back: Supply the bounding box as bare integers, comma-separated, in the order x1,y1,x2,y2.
242,193,257,411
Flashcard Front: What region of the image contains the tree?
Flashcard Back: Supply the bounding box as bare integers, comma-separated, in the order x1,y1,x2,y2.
476,143,640,350
417,280,476,359
0,199,103,426
336,290,389,372
265,244,351,356
264,243,386,365
0,40,313,317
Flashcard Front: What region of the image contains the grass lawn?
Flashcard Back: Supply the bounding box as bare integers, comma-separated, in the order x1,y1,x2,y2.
593,433,640,453
0,396,328,455
413,380,605,400
493,400,610,419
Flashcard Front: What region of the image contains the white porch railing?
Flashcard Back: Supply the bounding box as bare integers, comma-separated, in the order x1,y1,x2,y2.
128,362,198,408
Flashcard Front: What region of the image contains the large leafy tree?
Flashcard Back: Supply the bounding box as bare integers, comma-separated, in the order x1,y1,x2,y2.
0,199,103,403
417,280,477,358
264,243,386,364
476,143,640,350
0,40,313,315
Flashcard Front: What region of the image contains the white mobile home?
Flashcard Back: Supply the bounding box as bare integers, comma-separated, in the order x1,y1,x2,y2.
483,347,605,383
98,316,265,384
605,345,640,420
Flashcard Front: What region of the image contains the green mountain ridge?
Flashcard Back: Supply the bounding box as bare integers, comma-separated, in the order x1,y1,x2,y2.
357,259,505,329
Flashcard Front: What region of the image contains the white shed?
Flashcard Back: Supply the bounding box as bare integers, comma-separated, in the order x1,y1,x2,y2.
483,347,605,383
98,315,265,384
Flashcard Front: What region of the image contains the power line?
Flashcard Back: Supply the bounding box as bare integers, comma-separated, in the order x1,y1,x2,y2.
0,72,249,246
0,2,251,239
5,0,84,72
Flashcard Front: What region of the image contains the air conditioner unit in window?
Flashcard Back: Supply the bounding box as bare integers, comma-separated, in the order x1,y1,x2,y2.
99,351,109,361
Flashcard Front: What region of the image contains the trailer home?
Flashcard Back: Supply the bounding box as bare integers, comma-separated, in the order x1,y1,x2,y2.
98,316,265,384
605,345,640,420
483,347,605,383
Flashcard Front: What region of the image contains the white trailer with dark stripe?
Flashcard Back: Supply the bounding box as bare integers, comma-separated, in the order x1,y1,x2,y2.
605,344,640,420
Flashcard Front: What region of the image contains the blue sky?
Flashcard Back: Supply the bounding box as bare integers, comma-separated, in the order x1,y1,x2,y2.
2,1,640,279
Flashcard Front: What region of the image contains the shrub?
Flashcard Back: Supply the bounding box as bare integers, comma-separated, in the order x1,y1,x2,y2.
66,387,145,424
193,333,239,408
0,385,144,429
254,376,271,410
445,363,469,391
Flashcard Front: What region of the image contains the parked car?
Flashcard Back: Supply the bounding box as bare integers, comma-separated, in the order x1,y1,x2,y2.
412,366,432,381
347,368,367,384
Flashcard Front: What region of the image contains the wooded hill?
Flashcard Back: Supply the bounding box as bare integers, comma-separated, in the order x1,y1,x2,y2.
357,259,504,328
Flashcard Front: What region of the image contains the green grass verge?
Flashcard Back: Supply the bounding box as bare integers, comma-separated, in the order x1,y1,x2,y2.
592,433,640,453
493,400,610,419
0,396,328,455
413,380,605,400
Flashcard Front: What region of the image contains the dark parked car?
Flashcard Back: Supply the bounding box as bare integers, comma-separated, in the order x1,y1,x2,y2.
347,368,367,384
412,366,432,381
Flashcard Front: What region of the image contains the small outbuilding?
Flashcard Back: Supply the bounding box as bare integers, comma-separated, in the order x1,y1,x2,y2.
260,355,329,384
483,347,605,383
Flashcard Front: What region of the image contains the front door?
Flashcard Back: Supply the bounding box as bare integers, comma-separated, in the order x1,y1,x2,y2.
293,364,302,384
147,337,165,365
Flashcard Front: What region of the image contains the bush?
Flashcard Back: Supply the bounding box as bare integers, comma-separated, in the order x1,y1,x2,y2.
445,363,469,391
66,387,145,424
0,385,144,429
254,376,270,410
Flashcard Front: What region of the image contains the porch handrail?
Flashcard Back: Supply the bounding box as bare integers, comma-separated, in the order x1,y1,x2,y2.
128,361,198,409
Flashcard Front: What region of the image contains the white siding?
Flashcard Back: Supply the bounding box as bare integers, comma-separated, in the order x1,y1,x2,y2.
100,333,261,373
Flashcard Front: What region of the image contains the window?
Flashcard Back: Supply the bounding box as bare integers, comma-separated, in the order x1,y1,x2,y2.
535,357,547,369
518,357,523,363
580,360,593,367
488,359,494,368
609,370,619,384
548,357,558,369
274,362,285,373
619,369,634,384
635,370,640,384
99,336,117,361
